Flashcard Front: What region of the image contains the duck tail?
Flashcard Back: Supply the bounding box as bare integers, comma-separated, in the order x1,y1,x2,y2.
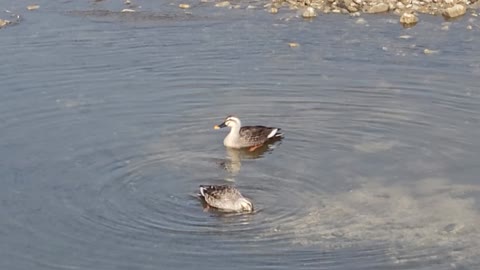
274,128,283,137
199,186,206,197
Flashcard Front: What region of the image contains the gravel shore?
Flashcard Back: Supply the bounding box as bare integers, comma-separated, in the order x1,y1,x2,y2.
268,0,479,26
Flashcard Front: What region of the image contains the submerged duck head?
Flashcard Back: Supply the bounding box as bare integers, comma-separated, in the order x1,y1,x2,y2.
236,197,254,212
214,115,241,129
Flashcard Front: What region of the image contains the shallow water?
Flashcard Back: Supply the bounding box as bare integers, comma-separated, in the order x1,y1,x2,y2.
1,0,480,269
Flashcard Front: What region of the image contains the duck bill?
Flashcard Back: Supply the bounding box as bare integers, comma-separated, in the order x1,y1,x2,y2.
214,122,227,129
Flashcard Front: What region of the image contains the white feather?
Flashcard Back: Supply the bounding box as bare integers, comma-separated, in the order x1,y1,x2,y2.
267,128,278,139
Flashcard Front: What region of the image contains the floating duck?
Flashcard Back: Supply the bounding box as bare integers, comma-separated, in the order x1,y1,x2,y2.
214,115,283,151
199,185,254,213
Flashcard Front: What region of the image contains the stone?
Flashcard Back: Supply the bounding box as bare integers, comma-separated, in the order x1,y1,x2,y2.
269,7,279,14
302,7,317,18
424,48,439,54
215,1,231,7
400,12,419,26
367,3,389,13
121,8,135,12
442,4,466,19
355,17,367,24
179,4,190,9
27,5,40,10
0,19,11,28
288,42,299,48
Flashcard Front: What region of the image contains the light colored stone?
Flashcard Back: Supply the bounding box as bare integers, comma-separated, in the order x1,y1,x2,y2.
396,2,405,9
179,3,190,9
269,7,279,14
424,48,439,54
467,25,473,29
0,19,11,28
215,1,231,7
353,0,363,5
124,0,131,5
355,17,367,24
367,3,389,13
288,42,299,48
121,8,136,12
302,7,317,18
442,4,466,19
400,12,419,26
27,5,40,11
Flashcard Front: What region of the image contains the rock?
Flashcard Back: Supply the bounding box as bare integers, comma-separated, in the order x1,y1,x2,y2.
121,8,136,12
288,42,299,48
355,17,367,24
215,1,231,7
442,4,466,19
367,3,389,13
124,0,131,5
467,25,473,30
269,7,279,14
396,2,406,10
302,7,317,18
0,19,11,28
353,0,363,5
179,4,190,9
424,48,439,54
27,5,40,11
400,12,419,26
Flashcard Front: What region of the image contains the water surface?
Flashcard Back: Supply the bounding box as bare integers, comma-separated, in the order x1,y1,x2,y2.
1,1,480,269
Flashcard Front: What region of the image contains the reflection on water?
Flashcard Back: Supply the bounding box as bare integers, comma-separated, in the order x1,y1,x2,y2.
220,138,283,177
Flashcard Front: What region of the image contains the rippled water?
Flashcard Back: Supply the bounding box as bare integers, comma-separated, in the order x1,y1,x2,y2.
1,0,480,269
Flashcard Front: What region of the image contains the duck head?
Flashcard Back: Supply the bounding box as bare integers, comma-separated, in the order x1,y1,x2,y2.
214,115,241,129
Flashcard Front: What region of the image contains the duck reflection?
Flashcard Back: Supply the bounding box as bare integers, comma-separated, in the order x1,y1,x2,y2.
219,137,282,176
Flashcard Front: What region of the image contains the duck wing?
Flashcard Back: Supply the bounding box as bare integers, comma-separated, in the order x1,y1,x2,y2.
239,126,282,146
199,185,242,208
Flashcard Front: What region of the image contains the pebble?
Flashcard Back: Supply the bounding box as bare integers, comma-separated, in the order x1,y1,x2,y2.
367,3,389,13
179,4,191,9
269,7,279,14
467,25,473,29
400,12,419,26
355,17,367,24
124,0,131,5
215,1,231,7
121,8,136,12
0,19,11,28
442,4,466,19
302,7,317,18
27,5,40,11
424,48,439,54
288,42,300,48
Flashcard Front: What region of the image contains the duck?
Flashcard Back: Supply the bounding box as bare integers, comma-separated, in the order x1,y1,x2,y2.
214,115,283,151
199,185,254,213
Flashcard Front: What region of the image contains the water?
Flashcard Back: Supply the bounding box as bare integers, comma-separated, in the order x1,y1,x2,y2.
1,0,480,269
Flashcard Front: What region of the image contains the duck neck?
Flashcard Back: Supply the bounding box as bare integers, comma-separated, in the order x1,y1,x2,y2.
224,124,241,146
